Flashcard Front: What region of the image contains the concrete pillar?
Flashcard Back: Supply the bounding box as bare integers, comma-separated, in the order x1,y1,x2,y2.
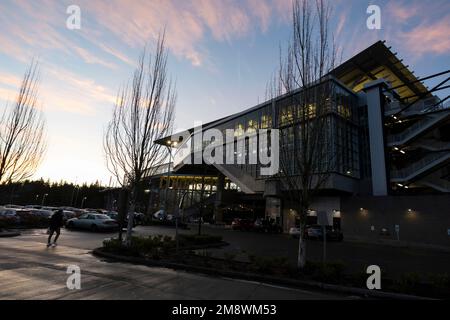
363,79,389,196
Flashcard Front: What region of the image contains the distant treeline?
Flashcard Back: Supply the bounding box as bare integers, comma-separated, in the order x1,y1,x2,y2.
0,180,107,209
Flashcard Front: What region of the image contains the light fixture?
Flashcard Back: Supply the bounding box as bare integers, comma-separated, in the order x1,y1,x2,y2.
393,147,399,151
397,183,404,187
400,150,406,154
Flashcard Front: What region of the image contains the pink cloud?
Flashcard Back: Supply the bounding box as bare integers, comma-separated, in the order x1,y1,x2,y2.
80,0,291,67
397,16,450,57
387,1,420,21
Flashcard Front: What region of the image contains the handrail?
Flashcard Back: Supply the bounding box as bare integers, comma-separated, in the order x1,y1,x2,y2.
391,152,449,179
387,110,450,144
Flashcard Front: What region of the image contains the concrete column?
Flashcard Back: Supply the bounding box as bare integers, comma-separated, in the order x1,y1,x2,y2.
364,80,389,196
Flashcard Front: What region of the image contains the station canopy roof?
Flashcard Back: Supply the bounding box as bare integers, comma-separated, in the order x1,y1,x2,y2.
331,40,430,100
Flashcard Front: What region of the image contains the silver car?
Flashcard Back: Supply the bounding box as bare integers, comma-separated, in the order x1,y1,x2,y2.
66,213,119,232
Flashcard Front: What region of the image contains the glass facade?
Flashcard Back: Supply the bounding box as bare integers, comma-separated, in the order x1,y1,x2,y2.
198,78,360,180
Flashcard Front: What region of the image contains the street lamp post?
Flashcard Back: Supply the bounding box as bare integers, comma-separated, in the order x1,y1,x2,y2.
81,197,87,209
41,193,48,206
162,140,177,215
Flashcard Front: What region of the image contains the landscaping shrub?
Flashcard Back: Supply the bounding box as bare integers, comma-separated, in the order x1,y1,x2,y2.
103,235,176,258
250,256,289,275
303,261,346,284
429,273,450,288
392,272,421,293
223,252,237,262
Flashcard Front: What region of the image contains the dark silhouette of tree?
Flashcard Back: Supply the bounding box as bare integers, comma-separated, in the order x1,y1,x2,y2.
104,32,176,241
269,0,338,268
0,179,107,208
0,61,46,184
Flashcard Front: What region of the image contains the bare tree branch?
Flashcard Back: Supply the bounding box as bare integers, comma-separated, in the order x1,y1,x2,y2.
103,32,176,241
0,61,47,185
268,0,338,268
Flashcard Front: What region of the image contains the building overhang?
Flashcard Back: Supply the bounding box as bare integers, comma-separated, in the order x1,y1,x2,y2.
331,40,430,101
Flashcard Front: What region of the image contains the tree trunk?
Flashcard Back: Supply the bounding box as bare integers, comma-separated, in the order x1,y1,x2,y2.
297,205,308,269
297,223,307,269
117,188,129,242
126,185,137,244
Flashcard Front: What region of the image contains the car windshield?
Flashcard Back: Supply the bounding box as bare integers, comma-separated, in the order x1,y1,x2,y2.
95,214,110,219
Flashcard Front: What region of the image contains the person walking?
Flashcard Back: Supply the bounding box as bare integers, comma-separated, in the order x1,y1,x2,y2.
47,209,64,247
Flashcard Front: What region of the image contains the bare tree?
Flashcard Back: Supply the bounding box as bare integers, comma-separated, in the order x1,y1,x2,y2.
270,0,338,268
0,62,46,185
104,33,176,242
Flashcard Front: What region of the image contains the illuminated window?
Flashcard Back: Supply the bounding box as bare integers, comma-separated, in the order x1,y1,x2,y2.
261,114,272,128
306,103,316,118
234,123,244,137
247,119,257,133
280,107,294,126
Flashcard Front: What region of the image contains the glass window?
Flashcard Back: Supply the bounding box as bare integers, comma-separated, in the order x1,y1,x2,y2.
234,123,244,137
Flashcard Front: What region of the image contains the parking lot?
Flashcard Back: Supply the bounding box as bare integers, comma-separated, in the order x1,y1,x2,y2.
0,228,344,300
9,223,450,280
2,202,450,282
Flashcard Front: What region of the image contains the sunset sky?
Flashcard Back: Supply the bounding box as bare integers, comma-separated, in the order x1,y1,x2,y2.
0,0,449,185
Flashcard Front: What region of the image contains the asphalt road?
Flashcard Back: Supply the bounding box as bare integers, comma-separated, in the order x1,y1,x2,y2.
17,225,450,279
0,228,347,300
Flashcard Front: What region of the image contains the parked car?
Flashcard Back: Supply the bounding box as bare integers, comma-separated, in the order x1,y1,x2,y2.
153,210,166,221
133,212,144,225
0,208,21,225
289,227,301,238
61,210,77,222
29,209,53,218
106,211,136,228
231,218,254,231
305,225,344,241
4,204,24,209
66,213,119,232
253,218,283,234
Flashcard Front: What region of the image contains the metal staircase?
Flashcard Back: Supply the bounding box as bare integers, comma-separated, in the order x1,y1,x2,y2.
418,168,450,192
411,139,450,152
391,152,450,182
387,109,450,147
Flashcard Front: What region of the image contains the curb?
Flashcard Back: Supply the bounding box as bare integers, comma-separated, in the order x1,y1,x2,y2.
345,237,450,253
0,231,21,238
92,248,434,300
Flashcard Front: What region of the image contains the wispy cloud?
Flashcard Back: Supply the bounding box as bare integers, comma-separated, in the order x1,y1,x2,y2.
79,0,292,67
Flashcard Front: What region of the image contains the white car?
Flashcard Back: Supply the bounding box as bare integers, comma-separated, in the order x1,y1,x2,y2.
289,227,301,238
153,210,166,221
66,213,119,232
